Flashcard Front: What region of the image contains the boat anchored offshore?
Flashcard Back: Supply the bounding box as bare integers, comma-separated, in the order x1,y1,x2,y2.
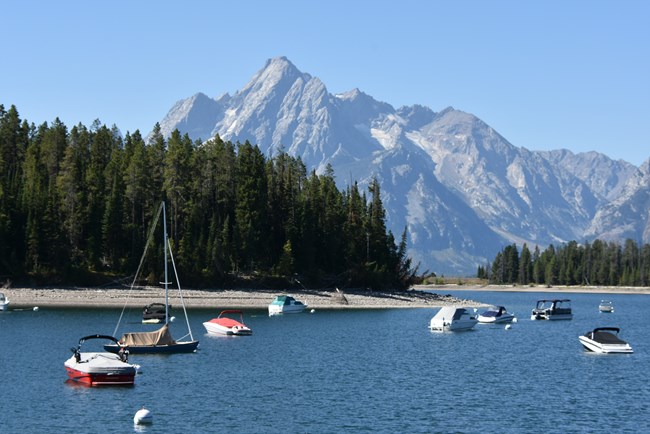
203,310,252,336
268,295,307,316
0,292,9,311
429,307,478,331
477,305,515,324
105,202,198,354
64,335,139,386
579,327,633,354
531,299,573,320
142,302,170,324
599,300,614,313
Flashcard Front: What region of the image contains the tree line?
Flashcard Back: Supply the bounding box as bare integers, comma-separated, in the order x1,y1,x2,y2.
478,239,650,287
0,104,418,289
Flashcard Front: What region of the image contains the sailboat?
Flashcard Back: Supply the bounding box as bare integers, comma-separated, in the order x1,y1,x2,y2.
104,201,199,354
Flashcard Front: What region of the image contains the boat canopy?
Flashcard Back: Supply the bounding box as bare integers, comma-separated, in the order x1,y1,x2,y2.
144,303,167,313
586,328,625,344
119,324,176,346
219,309,244,315
433,306,467,320
536,299,571,308
272,295,299,305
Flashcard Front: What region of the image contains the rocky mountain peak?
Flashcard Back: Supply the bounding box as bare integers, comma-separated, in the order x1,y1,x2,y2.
153,57,646,274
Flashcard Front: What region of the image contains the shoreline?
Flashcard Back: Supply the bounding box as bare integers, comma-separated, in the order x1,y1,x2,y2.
414,284,650,295
3,286,482,310
2,283,648,310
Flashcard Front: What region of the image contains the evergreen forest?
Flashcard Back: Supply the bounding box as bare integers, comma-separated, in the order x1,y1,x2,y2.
479,239,650,287
0,105,418,290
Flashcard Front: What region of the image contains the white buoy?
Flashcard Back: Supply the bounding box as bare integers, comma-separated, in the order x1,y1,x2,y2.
33,306,39,311
169,316,176,323
134,407,153,425
310,309,315,313
512,317,518,323
505,324,512,330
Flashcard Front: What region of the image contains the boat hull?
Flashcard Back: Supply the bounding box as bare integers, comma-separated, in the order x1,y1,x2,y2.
64,352,136,386
65,367,135,386
531,313,573,320
477,314,515,324
430,320,478,332
578,336,633,354
268,305,306,316
104,340,199,354
203,321,252,336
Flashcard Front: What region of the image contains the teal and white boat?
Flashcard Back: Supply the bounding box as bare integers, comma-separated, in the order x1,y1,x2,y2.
268,295,307,316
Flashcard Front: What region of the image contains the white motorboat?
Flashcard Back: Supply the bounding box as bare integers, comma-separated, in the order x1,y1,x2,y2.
203,310,252,336
598,300,614,313
578,327,633,354
65,334,139,386
268,295,307,316
429,306,478,331
0,292,9,311
477,305,515,324
531,299,573,320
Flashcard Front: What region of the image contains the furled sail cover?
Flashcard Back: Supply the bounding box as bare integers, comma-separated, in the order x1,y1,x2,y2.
120,324,176,346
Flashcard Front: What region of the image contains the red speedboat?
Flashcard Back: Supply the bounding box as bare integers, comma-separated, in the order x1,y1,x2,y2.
64,335,139,386
203,310,252,336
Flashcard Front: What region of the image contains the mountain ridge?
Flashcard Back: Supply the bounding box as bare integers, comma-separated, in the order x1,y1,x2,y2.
154,57,649,275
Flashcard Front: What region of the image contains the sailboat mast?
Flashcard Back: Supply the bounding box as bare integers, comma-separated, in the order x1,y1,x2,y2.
162,201,170,325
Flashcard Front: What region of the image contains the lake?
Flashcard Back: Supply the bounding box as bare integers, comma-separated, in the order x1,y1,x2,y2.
1,290,649,433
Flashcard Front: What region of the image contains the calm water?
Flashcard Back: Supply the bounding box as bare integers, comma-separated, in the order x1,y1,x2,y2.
1,290,649,433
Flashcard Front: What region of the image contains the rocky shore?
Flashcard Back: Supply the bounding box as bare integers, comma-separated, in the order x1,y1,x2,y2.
5,286,483,310
5,283,646,311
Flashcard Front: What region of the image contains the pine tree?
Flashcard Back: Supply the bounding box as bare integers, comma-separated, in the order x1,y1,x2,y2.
102,141,126,269
57,124,90,267
519,243,532,285
0,105,29,274
85,122,118,269
163,130,193,245
234,141,268,271
123,131,150,269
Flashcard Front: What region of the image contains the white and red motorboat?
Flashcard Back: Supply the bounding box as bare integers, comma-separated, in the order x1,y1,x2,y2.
203,310,252,336
64,334,139,386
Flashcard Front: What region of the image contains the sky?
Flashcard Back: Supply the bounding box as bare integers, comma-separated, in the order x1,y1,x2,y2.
2,0,648,165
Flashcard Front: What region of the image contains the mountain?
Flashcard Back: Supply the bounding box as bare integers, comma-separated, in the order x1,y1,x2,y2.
585,160,650,242
154,56,648,275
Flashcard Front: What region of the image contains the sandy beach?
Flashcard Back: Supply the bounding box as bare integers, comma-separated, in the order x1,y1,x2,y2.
3,283,648,310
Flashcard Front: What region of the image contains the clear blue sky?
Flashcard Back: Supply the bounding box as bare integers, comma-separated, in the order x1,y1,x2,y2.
3,0,648,165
